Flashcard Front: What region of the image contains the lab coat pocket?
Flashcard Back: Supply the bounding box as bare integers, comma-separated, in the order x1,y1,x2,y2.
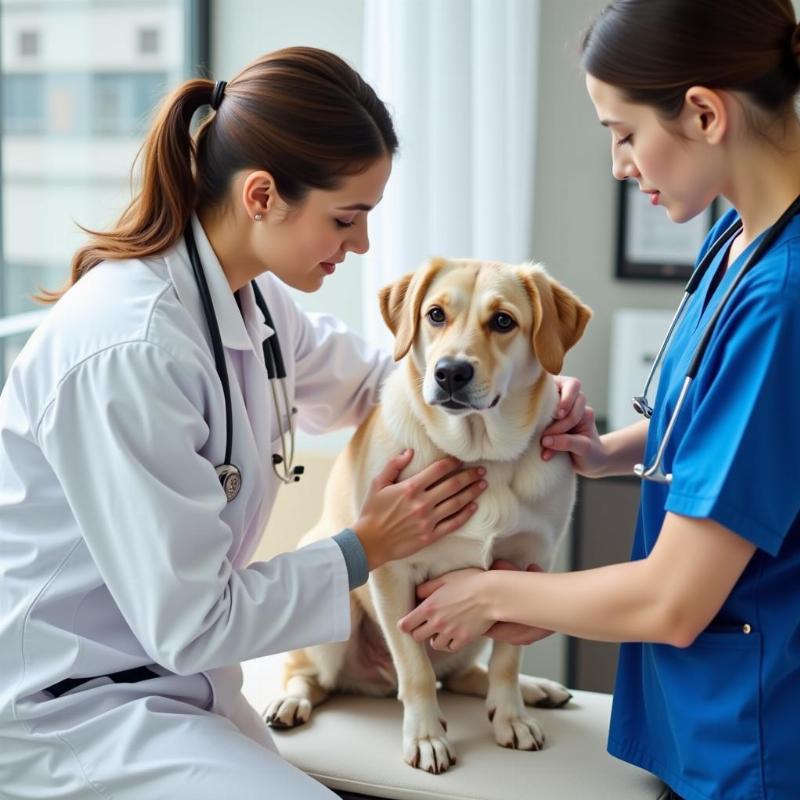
656,626,764,799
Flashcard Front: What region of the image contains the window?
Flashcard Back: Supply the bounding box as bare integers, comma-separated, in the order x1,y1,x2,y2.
138,27,160,55
18,30,39,57
0,0,209,377
2,74,46,134
93,73,169,135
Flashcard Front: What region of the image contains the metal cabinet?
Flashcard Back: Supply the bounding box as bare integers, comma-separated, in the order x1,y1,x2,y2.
567,475,641,694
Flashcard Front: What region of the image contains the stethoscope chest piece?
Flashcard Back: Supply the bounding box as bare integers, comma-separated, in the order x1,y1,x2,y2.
216,463,242,502
183,223,304,503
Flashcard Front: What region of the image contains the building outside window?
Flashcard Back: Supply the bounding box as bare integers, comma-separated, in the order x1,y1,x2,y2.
0,0,207,377
138,27,160,54
18,28,38,56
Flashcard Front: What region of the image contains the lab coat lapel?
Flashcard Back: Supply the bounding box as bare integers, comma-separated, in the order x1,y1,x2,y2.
187,216,254,352
164,217,276,563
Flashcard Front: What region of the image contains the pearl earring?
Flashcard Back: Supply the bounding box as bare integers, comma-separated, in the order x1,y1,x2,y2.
254,213,263,222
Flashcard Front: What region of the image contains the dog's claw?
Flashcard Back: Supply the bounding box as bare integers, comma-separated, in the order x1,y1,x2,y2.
404,724,455,774
262,694,311,729
491,709,545,751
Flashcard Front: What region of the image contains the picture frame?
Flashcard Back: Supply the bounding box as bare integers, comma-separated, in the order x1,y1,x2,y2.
615,179,720,281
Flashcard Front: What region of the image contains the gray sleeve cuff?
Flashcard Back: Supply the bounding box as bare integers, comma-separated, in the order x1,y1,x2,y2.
332,528,370,590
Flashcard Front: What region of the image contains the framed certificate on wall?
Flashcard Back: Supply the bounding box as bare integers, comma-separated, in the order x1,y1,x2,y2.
616,179,720,281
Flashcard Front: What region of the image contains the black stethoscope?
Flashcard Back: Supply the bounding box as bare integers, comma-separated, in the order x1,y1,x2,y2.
633,192,800,483
184,224,304,502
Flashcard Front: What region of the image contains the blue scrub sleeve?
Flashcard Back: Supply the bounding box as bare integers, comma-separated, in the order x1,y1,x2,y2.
666,282,800,555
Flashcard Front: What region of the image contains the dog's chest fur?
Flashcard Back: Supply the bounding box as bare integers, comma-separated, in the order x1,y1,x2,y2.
405,448,574,583
370,368,575,584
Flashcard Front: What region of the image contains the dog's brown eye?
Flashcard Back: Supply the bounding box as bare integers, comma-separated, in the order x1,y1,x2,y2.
426,307,446,325
491,312,516,332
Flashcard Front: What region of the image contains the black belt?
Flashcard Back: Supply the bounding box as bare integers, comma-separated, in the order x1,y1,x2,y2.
43,666,159,698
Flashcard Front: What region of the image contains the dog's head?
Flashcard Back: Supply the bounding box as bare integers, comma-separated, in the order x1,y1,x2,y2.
379,258,591,417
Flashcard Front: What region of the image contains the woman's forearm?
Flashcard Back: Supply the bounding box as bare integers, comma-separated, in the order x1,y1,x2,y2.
596,419,648,477
486,557,682,646
402,515,754,653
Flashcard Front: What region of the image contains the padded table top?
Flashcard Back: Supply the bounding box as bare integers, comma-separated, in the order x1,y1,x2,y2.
241,655,666,800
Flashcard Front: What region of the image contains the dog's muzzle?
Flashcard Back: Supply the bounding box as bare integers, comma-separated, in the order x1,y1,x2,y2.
434,357,473,409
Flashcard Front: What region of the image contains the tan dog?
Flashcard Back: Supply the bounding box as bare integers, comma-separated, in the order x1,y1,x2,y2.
264,257,591,773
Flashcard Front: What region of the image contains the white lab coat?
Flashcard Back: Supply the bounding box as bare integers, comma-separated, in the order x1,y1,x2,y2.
0,216,394,797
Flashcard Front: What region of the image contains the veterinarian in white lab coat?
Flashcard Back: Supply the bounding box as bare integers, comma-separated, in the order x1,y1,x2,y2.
0,48,488,798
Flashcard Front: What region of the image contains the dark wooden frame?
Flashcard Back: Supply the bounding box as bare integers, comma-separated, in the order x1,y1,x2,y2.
615,179,719,282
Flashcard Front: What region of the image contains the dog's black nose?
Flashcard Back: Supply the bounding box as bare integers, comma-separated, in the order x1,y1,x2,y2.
434,357,474,393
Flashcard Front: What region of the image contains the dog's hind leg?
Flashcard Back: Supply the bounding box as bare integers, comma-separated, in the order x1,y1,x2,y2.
263,646,332,729
442,663,489,698
444,662,571,708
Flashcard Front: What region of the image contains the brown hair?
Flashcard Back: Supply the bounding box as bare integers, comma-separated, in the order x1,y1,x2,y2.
40,46,398,303
581,0,800,119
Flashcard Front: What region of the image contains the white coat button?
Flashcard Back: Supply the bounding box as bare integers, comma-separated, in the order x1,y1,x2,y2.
742,623,752,634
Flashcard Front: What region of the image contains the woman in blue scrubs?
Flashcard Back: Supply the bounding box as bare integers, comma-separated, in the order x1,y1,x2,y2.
398,1,800,797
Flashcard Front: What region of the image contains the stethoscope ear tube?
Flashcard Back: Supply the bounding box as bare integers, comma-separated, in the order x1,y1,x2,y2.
252,282,286,380
633,193,800,483
686,193,800,380
183,225,303,498
184,226,236,471
251,282,302,484
631,218,742,421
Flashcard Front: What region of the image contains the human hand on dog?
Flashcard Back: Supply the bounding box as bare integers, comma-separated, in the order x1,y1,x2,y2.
352,449,487,571
540,375,607,477
484,560,553,646
397,567,493,651
540,375,586,460
398,561,552,651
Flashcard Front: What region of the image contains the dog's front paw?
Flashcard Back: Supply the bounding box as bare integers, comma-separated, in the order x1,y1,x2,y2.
403,713,455,773
488,704,545,751
263,694,312,729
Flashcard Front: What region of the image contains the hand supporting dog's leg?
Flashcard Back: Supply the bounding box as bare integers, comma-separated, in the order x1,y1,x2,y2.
486,641,545,750
369,565,456,773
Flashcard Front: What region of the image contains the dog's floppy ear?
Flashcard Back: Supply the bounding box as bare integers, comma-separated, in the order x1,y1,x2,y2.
520,265,592,375
378,258,445,361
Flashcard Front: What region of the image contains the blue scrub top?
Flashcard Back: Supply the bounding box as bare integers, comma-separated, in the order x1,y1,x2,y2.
608,208,800,800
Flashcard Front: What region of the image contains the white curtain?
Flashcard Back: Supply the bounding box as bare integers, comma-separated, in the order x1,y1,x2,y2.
362,0,541,350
